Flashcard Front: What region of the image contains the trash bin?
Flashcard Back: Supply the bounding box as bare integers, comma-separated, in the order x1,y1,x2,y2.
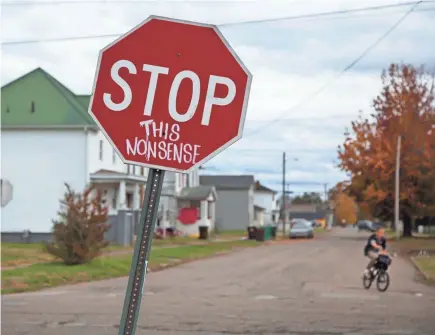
271,226,277,239
264,226,271,241
256,227,266,241
198,226,209,240
247,226,257,240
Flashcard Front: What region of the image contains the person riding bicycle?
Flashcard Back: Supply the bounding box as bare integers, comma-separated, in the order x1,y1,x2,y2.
363,226,388,277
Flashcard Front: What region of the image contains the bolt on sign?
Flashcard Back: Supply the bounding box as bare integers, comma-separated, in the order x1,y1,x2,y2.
88,16,252,335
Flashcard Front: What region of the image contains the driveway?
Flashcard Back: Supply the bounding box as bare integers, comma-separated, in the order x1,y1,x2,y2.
2,228,435,335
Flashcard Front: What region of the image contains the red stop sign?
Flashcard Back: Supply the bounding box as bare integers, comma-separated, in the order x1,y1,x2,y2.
89,16,252,173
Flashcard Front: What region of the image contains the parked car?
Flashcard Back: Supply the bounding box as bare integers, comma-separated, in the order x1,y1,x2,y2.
357,220,373,231
289,221,314,239
291,218,311,227
369,221,385,232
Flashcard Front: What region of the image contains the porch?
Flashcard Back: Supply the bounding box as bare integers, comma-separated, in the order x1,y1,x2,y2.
176,185,218,236
90,169,147,214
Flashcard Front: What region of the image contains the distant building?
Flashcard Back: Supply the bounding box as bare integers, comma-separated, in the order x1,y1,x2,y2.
200,175,255,231
253,181,278,225
287,204,327,221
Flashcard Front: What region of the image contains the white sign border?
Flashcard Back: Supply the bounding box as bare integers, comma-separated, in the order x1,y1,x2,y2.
88,15,253,174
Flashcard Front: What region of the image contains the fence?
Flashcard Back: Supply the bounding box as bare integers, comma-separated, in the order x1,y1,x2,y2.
1,209,141,246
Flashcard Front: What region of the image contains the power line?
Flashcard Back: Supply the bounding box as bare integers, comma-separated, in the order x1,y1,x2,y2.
242,1,423,138
2,0,243,4
1,1,430,45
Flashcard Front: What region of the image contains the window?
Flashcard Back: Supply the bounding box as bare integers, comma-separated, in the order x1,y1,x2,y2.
112,149,116,164
141,167,145,176
99,140,103,160
127,164,131,174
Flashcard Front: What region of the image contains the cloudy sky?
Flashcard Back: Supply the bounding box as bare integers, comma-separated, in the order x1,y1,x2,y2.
2,0,435,196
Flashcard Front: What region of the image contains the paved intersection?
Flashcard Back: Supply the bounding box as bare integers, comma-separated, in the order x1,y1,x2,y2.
2,228,435,335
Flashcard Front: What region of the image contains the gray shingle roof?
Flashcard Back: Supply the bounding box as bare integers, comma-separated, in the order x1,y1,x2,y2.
200,175,254,190
177,185,217,201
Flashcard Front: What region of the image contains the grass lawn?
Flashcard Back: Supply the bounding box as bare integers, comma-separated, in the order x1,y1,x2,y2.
1,240,260,294
1,237,205,268
1,243,55,268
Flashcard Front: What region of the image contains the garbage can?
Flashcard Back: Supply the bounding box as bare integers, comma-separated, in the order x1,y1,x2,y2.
271,226,277,239
198,226,209,240
256,227,266,241
247,226,257,240
264,226,271,241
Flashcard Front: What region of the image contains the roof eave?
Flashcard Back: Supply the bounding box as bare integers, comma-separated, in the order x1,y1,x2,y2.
1,125,99,131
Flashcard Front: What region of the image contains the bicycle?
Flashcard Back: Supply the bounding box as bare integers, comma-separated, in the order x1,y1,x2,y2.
362,254,392,292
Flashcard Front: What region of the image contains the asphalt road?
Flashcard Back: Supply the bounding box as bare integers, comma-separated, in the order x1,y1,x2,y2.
2,228,435,335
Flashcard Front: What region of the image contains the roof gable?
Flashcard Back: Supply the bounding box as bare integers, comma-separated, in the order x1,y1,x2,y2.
255,181,277,194
200,175,255,190
178,185,217,201
1,68,96,128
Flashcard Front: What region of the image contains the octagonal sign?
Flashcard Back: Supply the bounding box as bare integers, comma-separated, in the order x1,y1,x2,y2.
89,16,252,173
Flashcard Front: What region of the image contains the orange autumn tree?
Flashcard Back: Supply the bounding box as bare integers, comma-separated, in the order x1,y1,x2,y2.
338,63,435,236
334,192,357,225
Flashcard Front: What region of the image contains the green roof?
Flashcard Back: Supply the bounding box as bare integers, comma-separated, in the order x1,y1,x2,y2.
1,68,95,128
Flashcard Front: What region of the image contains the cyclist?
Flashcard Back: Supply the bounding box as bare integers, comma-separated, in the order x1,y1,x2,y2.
363,226,388,277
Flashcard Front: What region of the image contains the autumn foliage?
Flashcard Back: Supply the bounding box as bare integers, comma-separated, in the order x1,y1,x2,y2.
333,192,357,226
338,63,435,236
45,183,110,265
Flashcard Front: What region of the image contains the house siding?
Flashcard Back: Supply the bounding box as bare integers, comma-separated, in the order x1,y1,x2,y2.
87,130,147,177
254,191,277,225
1,129,87,232
214,189,250,231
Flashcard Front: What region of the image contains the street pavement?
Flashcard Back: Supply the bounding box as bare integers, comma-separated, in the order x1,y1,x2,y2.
2,228,435,335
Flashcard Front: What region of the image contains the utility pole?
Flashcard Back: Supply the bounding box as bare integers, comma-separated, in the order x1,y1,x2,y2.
282,152,287,236
323,183,328,204
395,136,402,241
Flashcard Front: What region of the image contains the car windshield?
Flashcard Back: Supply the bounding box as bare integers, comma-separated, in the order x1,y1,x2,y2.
293,223,308,229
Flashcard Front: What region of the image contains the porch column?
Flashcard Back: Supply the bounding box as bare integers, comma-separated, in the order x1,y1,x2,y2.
200,200,208,226
117,180,126,210
132,183,140,210
210,201,215,222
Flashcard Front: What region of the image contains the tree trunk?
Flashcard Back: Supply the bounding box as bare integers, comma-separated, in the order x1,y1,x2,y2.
402,213,413,237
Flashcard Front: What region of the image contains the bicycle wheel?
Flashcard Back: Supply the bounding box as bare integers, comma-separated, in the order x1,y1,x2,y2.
376,270,390,292
362,273,373,289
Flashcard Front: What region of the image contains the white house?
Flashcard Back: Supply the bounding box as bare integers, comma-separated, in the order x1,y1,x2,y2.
253,181,278,225
0,68,204,234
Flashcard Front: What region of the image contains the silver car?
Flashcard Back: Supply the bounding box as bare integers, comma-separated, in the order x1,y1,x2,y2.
289,221,314,239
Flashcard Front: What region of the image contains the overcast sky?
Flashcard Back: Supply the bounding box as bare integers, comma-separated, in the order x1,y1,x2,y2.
2,0,434,195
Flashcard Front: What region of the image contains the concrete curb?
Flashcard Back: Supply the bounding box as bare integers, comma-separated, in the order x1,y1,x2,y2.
409,256,431,281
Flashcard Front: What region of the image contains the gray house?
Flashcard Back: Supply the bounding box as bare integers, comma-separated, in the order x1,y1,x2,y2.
199,175,255,231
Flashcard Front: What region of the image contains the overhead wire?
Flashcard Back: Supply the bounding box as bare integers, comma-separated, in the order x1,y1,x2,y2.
1,1,432,45
0,1,431,160
241,0,424,138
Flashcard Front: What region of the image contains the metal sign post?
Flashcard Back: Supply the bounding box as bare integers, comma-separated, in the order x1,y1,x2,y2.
118,168,165,335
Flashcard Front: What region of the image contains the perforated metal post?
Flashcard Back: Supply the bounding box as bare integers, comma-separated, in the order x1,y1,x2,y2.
118,168,165,335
